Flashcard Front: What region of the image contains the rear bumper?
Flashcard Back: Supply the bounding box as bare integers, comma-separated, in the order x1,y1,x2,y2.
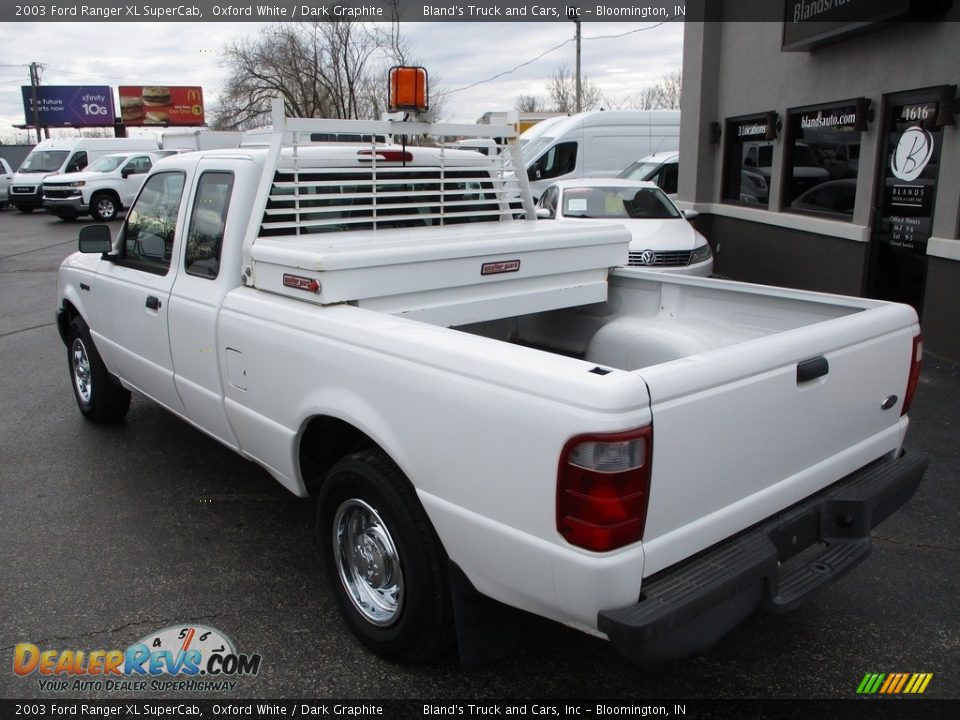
597,451,927,664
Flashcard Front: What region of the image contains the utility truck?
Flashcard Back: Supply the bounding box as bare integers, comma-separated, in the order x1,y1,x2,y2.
57,81,925,666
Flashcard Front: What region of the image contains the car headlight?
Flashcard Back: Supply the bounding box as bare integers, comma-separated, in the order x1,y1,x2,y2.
68,181,86,188
689,243,712,264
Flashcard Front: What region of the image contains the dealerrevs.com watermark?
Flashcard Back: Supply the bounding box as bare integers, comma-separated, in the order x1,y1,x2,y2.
13,625,262,693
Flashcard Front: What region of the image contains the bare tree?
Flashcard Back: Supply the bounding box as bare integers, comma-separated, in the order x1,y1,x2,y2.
515,64,603,114
211,21,443,130
516,94,546,113
653,70,682,110
546,64,603,113
618,70,683,110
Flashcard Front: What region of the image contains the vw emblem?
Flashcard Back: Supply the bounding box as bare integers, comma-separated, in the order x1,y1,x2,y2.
639,249,657,265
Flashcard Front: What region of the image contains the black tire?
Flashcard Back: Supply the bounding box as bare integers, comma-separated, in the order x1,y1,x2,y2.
67,316,131,423
90,193,119,221
318,449,453,663
17,206,34,214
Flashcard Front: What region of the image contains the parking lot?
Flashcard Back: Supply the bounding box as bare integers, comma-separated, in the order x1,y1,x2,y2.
1,207,958,701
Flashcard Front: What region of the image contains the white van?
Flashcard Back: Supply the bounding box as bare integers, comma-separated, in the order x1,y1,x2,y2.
160,129,243,153
522,110,680,199
8,137,158,213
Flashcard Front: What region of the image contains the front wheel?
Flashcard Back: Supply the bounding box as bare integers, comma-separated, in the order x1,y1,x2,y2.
67,316,131,423
318,449,453,663
90,193,119,221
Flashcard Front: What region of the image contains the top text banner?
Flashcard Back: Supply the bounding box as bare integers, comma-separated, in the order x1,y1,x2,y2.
4,1,697,22
7,0,944,22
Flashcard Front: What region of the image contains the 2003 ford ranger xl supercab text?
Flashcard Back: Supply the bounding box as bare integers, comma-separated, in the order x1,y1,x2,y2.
56,97,926,666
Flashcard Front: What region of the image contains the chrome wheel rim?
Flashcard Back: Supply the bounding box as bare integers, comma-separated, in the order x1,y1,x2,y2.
333,498,403,626
96,198,116,219
71,337,92,404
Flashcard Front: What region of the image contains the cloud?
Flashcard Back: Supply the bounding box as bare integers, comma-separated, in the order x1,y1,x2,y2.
0,20,683,139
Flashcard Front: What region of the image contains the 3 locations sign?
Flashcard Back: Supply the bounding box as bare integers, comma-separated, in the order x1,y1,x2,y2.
21,85,205,128
21,85,114,127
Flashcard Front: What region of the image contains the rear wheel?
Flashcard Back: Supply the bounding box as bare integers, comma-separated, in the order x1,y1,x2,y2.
90,193,119,221
67,316,130,423
17,206,34,214
318,449,453,663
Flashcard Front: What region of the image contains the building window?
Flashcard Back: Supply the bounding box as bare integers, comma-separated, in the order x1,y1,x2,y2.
722,115,773,208
784,101,866,219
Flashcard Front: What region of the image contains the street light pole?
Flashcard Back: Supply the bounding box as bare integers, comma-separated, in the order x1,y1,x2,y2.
29,62,41,144
566,8,582,113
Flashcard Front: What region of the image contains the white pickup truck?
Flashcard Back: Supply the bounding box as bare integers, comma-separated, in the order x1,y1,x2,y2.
56,102,926,666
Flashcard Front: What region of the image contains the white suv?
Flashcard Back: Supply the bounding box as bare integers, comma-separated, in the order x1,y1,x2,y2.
0,158,13,209
42,152,160,221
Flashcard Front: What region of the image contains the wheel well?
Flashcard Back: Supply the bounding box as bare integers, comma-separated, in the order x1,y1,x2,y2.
91,189,121,205
299,416,376,496
58,300,80,345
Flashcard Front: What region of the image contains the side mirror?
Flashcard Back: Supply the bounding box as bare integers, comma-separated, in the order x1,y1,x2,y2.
138,233,167,259
682,209,699,220
536,207,554,220
121,169,132,179
78,225,113,254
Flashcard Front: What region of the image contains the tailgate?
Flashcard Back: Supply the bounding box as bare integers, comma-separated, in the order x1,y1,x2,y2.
637,303,920,577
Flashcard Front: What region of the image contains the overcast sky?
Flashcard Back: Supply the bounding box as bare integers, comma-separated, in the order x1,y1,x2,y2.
0,21,683,142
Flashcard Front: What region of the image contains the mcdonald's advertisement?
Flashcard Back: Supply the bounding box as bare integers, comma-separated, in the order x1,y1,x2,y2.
118,85,205,126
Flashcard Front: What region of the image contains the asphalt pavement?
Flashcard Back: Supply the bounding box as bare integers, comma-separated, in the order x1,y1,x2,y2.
1,207,957,702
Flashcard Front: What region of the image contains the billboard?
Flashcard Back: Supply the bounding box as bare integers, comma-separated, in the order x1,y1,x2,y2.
21,85,115,127
118,86,205,126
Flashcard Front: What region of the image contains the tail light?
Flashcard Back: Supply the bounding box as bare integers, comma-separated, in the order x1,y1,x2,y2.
557,427,652,552
902,334,923,416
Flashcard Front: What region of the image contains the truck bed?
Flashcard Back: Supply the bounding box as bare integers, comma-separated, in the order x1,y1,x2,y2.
455,269,919,577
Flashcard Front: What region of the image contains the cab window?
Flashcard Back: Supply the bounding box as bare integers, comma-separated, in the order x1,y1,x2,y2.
120,172,186,274
122,156,153,175
185,172,234,279
66,151,87,173
530,141,577,181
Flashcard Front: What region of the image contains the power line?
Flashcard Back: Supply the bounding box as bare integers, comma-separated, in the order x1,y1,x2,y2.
440,36,575,96
40,66,129,81
584,21,670,40
438,22,671,96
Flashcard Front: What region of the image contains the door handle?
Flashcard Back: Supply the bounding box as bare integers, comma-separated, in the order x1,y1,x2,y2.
145,296,161,310
797,356,829,383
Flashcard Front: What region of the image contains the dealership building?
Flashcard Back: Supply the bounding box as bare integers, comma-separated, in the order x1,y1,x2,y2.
679,1,960,360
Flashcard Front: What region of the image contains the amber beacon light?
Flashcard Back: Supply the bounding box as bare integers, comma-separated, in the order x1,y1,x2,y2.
389,66,429,113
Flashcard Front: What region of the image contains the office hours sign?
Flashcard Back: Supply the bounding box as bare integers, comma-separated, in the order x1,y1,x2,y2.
880,102,941,253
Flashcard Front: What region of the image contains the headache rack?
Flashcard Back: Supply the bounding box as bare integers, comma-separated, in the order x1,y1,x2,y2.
244,99,535,258
242,99,628,327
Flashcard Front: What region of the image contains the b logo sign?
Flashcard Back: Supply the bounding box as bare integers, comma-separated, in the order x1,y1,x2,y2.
891,127,934,182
